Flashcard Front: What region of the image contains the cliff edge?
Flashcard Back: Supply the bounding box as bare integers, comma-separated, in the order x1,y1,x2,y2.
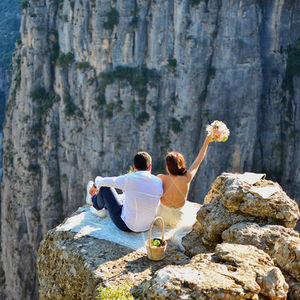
38,173,300,299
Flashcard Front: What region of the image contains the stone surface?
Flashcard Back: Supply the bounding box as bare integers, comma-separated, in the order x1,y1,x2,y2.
181,221,213,256
37,208,290,299
37,220,190,299
197,173,300,247
204,173,300,228
285,276,300,300
139,243,288,300
2,0,300,299
222,222,300,282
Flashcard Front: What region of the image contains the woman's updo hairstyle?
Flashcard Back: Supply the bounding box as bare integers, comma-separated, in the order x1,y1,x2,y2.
165,151,187,176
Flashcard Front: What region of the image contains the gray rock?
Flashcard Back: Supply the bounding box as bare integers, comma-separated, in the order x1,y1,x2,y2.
222,222,300,282
37,210,189,300
140,243,288,300
196,172,300,247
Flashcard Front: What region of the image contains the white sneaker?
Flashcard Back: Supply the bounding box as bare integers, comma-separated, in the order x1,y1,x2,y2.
86,180,94,205
90,206,106,218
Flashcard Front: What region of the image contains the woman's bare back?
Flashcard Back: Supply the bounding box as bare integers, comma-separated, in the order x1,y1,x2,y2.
157,136,212,209
157,174,190,208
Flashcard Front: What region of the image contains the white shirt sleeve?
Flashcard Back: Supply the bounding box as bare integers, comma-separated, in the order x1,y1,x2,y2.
95,175,127,190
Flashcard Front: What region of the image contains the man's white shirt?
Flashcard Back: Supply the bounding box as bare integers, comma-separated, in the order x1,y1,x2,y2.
95,171,163,232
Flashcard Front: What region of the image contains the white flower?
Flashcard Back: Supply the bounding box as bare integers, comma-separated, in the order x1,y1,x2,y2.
206,120,230,142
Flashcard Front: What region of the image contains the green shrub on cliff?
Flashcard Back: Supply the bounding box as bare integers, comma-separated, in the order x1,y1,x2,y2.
57,52,75,67
96,284,134,300
21,0,28,10
189,0,209,7
282,37,300,96
31,87,59,117
99,65,159,99
103,7,119,30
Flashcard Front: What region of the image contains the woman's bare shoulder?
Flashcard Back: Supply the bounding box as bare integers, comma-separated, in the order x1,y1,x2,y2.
157,174,166,179
184,172,193,182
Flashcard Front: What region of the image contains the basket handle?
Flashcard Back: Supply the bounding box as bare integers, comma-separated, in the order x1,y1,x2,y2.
148,216,165,249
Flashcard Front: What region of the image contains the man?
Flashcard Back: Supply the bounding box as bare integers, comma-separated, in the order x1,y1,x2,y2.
86,152,163,232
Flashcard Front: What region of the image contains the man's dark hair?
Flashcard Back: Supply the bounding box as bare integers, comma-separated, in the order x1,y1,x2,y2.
134,152,152,170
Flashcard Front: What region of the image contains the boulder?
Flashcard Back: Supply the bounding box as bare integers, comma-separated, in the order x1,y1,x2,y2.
204,173,299,227
222,222,300,282
286,276,300,300
181,222,213,257
37,209,190,299
139,243,288,300
197,199,258,246
37,206,290,299
197,173,300,246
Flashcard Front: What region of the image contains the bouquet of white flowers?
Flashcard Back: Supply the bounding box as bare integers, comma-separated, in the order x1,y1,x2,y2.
206,120,230,142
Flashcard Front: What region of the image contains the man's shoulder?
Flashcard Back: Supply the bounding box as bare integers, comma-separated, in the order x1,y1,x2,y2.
149,173,163,186
131,171,161,182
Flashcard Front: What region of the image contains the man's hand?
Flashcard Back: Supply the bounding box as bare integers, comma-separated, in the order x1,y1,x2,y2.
89,185,99,197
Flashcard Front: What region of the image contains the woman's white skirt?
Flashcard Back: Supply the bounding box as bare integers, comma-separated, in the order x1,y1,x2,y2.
156,202,184,227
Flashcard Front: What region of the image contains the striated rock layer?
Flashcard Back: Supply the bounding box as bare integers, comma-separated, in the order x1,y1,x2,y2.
2,0,300,298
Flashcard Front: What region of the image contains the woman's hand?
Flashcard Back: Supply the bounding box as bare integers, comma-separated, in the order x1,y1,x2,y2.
205,135,213,144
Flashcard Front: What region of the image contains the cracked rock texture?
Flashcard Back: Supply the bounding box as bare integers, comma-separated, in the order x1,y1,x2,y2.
182,172,300,299
2,0,300,299
222,222,300,283
139,243,288,300
37,174,300,299
197,173,300,246
37,210,190,300
38,209,289,300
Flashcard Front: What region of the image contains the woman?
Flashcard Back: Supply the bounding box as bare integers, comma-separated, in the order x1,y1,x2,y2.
157,135,213,227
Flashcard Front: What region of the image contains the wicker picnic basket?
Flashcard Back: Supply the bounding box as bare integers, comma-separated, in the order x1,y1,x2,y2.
145,216,167,261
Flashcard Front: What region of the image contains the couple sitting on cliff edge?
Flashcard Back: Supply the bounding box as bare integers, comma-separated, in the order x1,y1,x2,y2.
85,135,213,233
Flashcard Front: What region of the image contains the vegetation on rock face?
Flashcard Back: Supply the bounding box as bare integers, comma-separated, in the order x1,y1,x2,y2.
136,111,150,124
168,58,177,69
21,0,28,10
63,93,81,117
96,284,134,300
76,61,90,70
31,87,60,118
103,7,119,30
189,0,209,8
0,0,21,69
30,86,60,134
96,65,158,120
57,52,75,67
99,65,159,100
50,31,60,64
171,117,183,133
282,37,300,96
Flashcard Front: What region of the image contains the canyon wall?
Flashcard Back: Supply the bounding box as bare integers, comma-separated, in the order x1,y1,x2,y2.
1,0,300,298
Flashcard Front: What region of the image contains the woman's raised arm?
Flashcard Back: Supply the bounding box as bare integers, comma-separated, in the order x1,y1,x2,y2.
186,136,212,181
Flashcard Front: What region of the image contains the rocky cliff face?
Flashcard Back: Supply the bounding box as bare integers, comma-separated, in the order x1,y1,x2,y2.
2,0,300,299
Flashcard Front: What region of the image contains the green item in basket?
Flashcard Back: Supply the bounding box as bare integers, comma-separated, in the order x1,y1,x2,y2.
151,239,162,247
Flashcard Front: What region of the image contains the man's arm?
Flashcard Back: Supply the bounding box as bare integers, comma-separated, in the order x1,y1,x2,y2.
95,175,128,190
186,136,212,181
